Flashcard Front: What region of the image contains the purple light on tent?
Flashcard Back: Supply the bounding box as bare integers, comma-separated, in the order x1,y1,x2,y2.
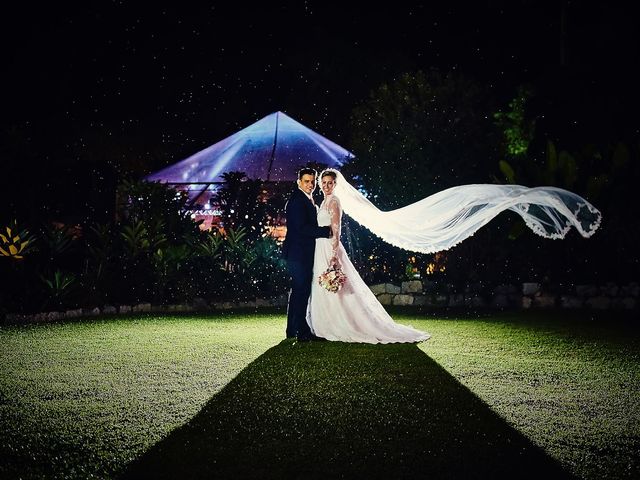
145,111,353,184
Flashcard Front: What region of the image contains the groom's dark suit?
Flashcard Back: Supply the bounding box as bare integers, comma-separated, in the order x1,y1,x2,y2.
282,188,331,339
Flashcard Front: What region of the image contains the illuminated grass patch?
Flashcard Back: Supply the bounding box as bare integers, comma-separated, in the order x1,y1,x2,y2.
1,310,638,479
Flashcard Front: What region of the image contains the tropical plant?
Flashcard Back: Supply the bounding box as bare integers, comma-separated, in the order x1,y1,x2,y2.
0,221,37,260
43,224,76,258
85,223,112,276
120,219,167,258
117,178,201,242
213,171,268,241
199,227,260,300
40,270,76,309
220,227,256,274
0,220,39,313
80,222,116,305
153,245,191,276
152,244,193,302
193,230,224,259
493,85,536,159
120,220,149,258
182,229,227,301
250,235,288,297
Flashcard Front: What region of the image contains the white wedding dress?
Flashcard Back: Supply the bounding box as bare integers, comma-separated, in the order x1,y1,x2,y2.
304,167,601,344
306,194,430,344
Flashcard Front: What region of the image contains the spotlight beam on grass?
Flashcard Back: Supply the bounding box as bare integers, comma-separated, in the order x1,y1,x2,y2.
1,311,638,479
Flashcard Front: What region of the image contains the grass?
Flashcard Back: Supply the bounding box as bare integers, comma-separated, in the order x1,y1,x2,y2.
0,309,638,479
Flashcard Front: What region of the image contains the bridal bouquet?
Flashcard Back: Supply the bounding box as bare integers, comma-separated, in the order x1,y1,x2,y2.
318,265,347,293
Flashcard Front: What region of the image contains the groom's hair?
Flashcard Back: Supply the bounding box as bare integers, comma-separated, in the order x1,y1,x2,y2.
298,167,317,179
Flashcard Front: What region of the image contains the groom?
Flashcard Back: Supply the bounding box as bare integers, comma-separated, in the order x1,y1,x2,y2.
282,167,332,341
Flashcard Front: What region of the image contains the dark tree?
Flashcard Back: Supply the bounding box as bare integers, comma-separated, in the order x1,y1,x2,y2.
213,172,268,242
344,69,500,209
340,70,504,287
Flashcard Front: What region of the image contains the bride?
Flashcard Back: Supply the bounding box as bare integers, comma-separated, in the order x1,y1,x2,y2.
306,169,430,344
305,168,601,344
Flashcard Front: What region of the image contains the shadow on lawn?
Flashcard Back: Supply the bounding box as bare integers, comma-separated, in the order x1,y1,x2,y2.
120,340,575,480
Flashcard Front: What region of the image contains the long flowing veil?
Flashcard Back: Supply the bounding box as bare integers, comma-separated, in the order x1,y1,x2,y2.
325,169,602,254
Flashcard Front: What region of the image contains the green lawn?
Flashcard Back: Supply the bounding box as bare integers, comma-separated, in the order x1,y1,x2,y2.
0,310,638,479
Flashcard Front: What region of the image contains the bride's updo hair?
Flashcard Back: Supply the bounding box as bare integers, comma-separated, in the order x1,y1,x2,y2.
319,169,338,182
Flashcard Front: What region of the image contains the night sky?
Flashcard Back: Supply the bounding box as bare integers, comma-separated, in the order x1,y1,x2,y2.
2,1,638,219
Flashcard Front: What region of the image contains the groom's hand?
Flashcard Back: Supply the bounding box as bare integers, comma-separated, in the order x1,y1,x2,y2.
326,226,333,238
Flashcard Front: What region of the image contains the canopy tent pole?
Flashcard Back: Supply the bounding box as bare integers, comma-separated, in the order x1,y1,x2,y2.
186,182,215,208
266,111,280,182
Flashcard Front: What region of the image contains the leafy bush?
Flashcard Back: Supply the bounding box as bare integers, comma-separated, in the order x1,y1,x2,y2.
1,180,291,313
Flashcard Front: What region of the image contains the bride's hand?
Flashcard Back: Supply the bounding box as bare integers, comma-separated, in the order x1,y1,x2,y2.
330,255,341,270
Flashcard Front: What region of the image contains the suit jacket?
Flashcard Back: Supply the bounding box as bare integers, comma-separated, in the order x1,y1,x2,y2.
282,188,331,263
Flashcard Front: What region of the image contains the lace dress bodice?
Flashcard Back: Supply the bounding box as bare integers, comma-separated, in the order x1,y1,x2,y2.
317,207,331,227
319,195,341,259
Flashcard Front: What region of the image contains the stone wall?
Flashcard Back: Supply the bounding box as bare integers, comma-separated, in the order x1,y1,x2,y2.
3,295,290,325
3,280,638,325
369,280,639,310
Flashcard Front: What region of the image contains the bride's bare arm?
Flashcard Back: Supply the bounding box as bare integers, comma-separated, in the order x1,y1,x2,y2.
327,197,342,267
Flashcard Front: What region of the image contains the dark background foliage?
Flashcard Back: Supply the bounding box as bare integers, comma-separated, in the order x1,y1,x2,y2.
1,2,638,310
0,179,289,314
